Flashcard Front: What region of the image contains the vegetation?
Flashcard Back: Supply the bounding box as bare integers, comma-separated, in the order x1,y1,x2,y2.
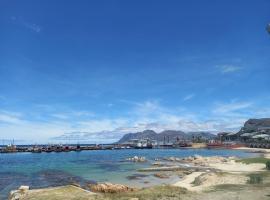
211,184,246,191
100,186,187,200
237,157,270,164
266,160,270,170
247,174,263,184
21,185,188,200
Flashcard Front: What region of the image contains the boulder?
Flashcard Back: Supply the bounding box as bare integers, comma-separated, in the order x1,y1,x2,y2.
19,185,29,193
126,156,146,162
89,182,136,193
154,173,170,179
9,186,30,200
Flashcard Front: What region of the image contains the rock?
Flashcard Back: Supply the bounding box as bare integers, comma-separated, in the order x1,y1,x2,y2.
9,186,30,200
19,185,29,193
126,156,146,162
9,190,20,200
71,182,81,187
154,173,170,179
9,190,22,200
89,182,136,193
126,174,148,180
144,181,149,184
152,162,164,167
194,155,203,160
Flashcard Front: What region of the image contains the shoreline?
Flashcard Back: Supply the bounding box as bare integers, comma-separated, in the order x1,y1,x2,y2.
7,150,270,199
233,147,270,159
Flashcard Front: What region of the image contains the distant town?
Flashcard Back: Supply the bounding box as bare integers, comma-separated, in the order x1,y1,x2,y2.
1,118,270,153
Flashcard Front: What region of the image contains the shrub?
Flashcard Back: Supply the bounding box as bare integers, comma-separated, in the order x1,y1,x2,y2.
266,160,270,170
247,174,263,184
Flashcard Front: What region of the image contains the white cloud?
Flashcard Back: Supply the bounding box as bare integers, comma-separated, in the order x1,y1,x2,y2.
51,111,95,120
183,94,195,101
11,16,42,33
51,113,69,120
213,101,252,114
1,99,267,144
23,22,42,33
217,65,242,74
0,111,24,124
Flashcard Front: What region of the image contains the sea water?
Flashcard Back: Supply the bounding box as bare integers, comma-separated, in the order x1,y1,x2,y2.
0,148,257,199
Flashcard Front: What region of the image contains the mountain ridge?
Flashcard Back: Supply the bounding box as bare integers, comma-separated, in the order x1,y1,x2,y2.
117,130,216,144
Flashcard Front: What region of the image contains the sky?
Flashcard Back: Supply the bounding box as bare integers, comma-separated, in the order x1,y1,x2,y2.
0,0,270,144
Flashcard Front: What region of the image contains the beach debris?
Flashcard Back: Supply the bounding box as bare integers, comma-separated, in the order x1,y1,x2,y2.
126,156,147,162
154,173,170,179
88,182,137,193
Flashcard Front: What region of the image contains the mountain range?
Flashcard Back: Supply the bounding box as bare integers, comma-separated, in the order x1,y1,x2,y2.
117,130,216,143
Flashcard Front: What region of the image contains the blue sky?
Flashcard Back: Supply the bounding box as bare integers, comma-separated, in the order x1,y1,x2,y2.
0,0,270,144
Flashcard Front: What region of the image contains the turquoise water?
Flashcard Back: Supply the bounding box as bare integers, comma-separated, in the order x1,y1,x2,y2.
0,149,256,199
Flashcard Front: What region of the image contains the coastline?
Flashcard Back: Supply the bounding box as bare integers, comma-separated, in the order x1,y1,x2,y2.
9,151,270,200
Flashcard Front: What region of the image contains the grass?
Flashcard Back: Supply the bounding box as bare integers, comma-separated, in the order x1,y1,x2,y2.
210,184,247,192
237,157,270,164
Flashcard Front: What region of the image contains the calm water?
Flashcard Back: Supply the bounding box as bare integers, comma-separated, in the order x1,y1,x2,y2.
0,149,256,199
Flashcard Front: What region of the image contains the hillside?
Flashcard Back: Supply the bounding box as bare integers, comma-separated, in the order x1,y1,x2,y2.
239,118,270,133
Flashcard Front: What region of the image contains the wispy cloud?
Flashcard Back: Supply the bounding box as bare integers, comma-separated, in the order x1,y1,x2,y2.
51,111,94,120
183,94,195,101
11,16,42,33
213,101,252,114
0,110,24,124
217,65,242,74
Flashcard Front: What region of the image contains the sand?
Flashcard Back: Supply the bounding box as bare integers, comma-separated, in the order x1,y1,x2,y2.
173,172,248,191
173,172,204,191
208,160,265,172
173,155,266,191
234,147,270,159
234,147,270,152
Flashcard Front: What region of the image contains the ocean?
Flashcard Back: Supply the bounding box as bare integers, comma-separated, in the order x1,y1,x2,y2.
0,148,257,199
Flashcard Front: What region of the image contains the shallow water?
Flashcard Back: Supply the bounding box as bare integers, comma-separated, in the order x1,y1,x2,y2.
0,148,257,199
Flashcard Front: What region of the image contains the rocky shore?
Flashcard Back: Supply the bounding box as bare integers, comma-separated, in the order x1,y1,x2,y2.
8,154,270,200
